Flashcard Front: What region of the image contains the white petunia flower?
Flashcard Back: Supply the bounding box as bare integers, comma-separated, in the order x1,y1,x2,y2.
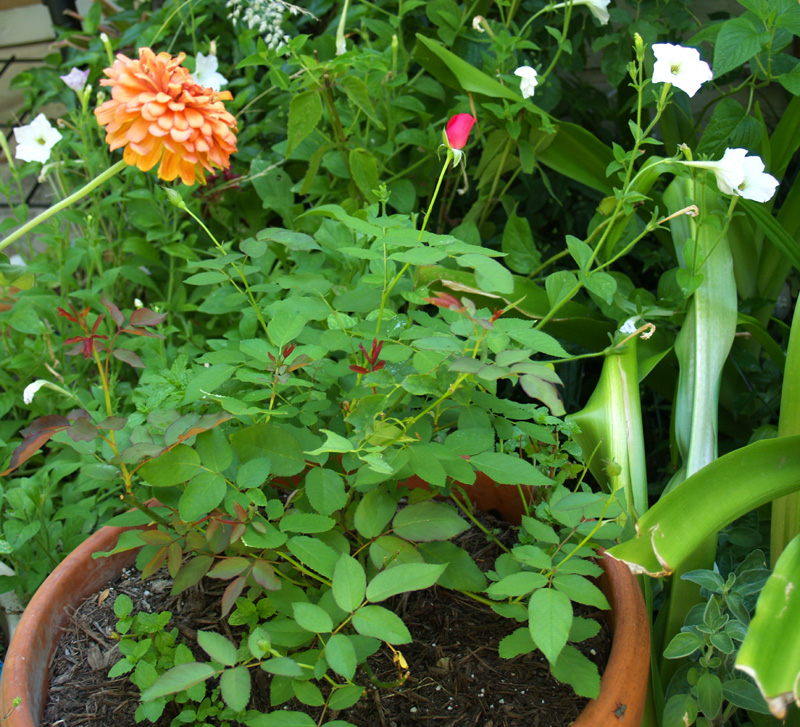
620,317,639,334
514,66,539,99
652,43,713,98
193,52,228,91
60,67,90,93
551,0,611,25
13,114,63,164
734,155,779,203
23,380,49,405
682,147,779,203
472,15,485,32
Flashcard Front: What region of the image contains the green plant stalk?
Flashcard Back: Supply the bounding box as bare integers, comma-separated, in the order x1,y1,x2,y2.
0,159,127,254
374,152,451,334
771,295,800,564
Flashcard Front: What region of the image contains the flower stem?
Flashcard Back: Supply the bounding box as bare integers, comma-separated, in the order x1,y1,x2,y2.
0,159,128,254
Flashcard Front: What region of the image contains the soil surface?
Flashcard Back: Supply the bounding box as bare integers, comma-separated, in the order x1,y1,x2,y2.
43,519,611,727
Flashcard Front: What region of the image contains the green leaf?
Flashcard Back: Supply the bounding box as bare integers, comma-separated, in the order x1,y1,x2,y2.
261,657,304,677
713,17,770,78
498,627,535,658
550,645,601,698
197,631,237,666
141,663,215,701
246,711,316,727
502,211,541,274
332,554,367,612
327,685,365,711
663,631,704,659
354,486,397,538
663,694,698,727
721,679,770,714
351,605,412,644
280,513,335,534
292,602,334,633
287,536,340,578
579,270,617,305
416,541,488,592
268,312,306,349
287,90,323,156
528,588,572,665
179,471,226,522
231,424,305,477
305,429,355,455
349,149,380,204
305,468,347,517
488,571,547,598
220,666,251,712
366,562,447,602
545,270,578,310
325,633,357,680
696,671,723,719
392,501,469,541
138,444,201,487
457,253,514,294
552,575,609,609
470,452,552,485
340,76,384,128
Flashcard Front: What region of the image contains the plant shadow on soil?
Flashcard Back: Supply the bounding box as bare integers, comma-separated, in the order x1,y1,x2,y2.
43,514,611,727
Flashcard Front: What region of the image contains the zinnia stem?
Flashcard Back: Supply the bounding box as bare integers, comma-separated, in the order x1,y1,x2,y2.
0,159,128,255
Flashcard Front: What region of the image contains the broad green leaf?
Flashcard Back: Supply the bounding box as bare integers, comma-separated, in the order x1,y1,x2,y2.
293,679,325,707
713,16,770,78
141,663,215,700
369,535,423,569
487,571,547,598
287,90,323,156
179,471,226,522
351,605,412,644
349,149,380,204
231,424,305,477
197,631,237,666
279,513,335,533
457,253,513,294
498,627,535,658
552,575,609,609
325,633,357,680
528,588,572,665
662,694,698,727
392,501,469,541
469,452,552,486
220,666,251,712
663,631,704,659
551,645,601,698
696,672,723,719
721,679,770,714
366,562,446,602
287,536,340,578
293,602,334,633
416,541,487,592
261,657,304,677
305,468,347,516
245,710,316,727
327,685,365,711
332,554,366,612
354,486,397,538
138,444,200,487
340,76,384,128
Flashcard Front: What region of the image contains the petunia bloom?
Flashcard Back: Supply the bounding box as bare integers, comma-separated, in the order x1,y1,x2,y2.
652,43,713,98
193,52,228,92
60,67,90,93
551,0,610,25
13,114,63,164
94,47,238,185
682,147,779,203
514,66,538,99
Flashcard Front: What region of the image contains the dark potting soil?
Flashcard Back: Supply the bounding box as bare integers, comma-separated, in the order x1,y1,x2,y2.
42,521,611,727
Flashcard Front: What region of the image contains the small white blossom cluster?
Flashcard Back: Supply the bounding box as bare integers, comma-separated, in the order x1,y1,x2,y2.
226,0,310,52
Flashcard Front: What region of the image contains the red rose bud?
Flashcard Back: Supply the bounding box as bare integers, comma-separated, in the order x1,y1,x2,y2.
445,114,476,150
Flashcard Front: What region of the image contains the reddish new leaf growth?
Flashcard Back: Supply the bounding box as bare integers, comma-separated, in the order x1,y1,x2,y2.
424,293,466,312
349,338,386,374
0,415,70,476
129,308,167,327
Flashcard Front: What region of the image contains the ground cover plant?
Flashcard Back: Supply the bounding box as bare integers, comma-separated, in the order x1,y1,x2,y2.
1,0,800,725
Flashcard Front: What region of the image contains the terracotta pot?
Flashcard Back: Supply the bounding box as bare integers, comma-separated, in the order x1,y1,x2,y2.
0,521,649,727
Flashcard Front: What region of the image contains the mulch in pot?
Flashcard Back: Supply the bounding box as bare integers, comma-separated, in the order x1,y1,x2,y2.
43,521,611,727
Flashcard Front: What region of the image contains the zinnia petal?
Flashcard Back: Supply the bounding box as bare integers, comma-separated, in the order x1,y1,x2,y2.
94,47,238,186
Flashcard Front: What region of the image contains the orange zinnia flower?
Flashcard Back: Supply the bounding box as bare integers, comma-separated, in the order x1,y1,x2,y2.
95,47,238,186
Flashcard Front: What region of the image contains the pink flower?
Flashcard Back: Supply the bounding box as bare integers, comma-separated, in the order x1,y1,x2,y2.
60,67,90,93
445,114,476,150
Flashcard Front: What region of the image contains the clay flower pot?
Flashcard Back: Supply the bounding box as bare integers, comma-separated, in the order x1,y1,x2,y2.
0,518,650,727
